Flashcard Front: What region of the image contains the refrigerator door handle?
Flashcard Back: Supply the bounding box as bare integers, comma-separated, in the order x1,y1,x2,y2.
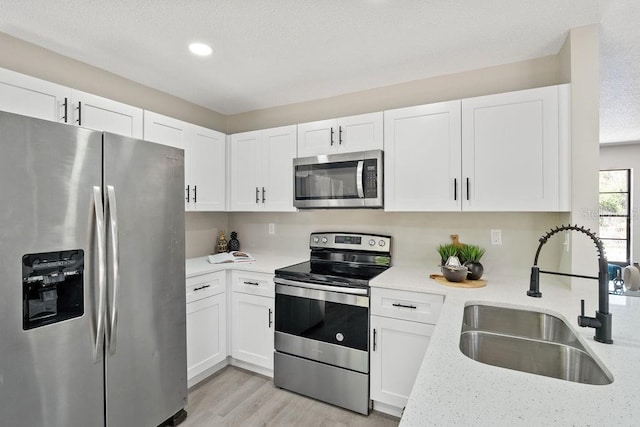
106,185,120,354
92,186,107,362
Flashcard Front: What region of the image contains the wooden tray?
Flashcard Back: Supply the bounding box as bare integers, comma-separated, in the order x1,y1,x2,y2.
429,274,487,288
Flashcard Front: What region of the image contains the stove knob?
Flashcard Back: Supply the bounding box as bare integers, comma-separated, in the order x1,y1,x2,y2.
313,237,320,244
321,237,328,244
369,239,376,246
379,240,386,247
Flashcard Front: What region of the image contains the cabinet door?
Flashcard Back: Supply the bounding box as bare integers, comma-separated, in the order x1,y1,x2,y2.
186,293,227,385
337,112,383,153
231,292,274,370
384,101,462,211
71,90,143,138
143,110,188,149
297,118,336,157
370,315,434,409
229,131,262,211
0,67,70,123
188,125,226,211
462,85,560,211
262,125,297,211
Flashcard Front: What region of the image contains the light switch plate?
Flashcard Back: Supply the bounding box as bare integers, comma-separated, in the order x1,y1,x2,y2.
491,229,502,245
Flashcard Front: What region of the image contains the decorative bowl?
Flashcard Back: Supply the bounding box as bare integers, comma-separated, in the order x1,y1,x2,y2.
441,265,468,282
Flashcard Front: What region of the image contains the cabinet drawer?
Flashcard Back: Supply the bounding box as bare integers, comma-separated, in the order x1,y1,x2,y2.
371,287,443,324
232,271,274,297
186,271,225,303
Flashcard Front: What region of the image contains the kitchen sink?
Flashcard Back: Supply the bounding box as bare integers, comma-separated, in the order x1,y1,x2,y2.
459,303,613,385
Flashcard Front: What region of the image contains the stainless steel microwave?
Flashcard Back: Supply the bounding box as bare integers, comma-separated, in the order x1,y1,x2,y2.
293,149,383,209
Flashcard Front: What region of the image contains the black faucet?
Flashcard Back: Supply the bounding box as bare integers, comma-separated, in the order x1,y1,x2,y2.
527,224,613,344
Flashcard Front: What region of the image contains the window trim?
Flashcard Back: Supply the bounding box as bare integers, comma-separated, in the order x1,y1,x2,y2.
599,168,632,265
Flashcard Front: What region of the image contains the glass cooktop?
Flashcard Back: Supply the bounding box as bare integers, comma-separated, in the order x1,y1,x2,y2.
275,259,389,288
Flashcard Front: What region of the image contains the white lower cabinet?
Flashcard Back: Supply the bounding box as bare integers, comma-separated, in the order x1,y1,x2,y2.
370,287,443,416
186,271,227,387
230,271,275,374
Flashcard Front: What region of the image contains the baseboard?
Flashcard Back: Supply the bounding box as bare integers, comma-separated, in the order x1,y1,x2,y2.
188,358,230,389
372,400,404,418
230,358,273,378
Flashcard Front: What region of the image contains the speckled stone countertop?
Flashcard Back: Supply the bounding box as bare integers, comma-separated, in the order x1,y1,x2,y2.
186,251,307,278
370,267,640,426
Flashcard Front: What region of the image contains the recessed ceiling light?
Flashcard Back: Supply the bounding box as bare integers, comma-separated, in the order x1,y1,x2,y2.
189,43,212,56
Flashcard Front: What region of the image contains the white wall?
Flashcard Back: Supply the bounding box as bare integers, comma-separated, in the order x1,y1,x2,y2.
600,142,640,261
228,211,564,280
557,25,601,284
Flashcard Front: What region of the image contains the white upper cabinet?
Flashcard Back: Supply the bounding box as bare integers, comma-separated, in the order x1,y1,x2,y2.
143,110,226,211
143,110,188,149
70,90,143,138
384,84,570,212
1,68,143,138
187,125,226,211
384,101,462,211
230,125,297,212
297,112,383,157
0,67,70,123
230,131,262,211
461,84,570,211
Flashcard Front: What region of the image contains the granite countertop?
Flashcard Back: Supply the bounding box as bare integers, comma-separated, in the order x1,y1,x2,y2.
370,267,640,426
186,251,307,278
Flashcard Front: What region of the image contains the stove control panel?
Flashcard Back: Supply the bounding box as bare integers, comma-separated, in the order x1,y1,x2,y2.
310,232,391,253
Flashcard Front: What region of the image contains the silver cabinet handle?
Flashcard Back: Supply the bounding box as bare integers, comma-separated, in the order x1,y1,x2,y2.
193,185,197,203
268,308,273,328
106,186,120,354
392,303,417,309
356,160,365,198
255,187,259,204
243,281,260,286
330,127,334,146
185,185,190,202
92,186,106,363
76,101,82,126
373,328,377,352
338,125,343,145
262,186,265,203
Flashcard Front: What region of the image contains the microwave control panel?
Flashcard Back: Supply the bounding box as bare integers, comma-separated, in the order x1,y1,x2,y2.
363,159,378,198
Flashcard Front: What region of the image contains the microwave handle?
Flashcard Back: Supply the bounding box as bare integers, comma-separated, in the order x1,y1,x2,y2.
356,160,365,198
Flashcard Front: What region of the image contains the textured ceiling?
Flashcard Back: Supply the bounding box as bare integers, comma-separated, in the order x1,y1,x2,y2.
0,1,637,143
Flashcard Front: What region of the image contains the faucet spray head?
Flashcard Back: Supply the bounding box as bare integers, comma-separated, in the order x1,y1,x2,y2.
527,266,542,297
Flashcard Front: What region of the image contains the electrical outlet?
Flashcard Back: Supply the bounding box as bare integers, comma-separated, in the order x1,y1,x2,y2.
268,223,275,235
490,229,502,245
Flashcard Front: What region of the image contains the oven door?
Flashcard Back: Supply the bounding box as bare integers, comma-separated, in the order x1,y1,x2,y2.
274,278,369,373
293,150,383,209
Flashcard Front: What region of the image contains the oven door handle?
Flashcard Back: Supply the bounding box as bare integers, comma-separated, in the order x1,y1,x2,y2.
274,277,368,296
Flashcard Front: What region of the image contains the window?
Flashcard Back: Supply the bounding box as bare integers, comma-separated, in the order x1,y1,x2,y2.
599,169,631,264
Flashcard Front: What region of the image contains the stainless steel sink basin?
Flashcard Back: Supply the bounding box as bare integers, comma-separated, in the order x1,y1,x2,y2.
462,304,581,347
459,303,613,385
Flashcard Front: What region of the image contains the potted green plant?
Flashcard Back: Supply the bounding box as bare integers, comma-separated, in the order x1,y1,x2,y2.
436,244,459,266
458,244,486,280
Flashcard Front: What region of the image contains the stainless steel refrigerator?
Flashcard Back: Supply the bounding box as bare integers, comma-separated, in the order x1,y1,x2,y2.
0,111,187,427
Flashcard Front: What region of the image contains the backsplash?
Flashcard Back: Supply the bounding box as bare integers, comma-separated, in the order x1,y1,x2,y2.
185,212,229,258
226,211,566,281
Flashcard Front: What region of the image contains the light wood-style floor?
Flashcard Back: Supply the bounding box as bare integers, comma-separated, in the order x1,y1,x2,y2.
182,366,400,427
